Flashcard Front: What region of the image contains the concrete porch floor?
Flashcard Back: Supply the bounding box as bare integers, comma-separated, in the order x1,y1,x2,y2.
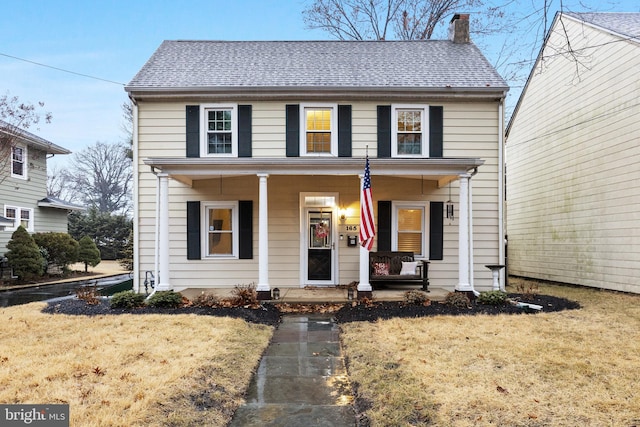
179,285,450,304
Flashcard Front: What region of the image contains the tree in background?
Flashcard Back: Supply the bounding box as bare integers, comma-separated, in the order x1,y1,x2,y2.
68,207,132,260
62,141,133,216
78,236,101,273
5,226,44,281
33,232,79,274
118,228,134,271
0,93,52,185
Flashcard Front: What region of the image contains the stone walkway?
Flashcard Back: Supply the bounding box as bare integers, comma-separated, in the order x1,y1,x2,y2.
229,314,355,426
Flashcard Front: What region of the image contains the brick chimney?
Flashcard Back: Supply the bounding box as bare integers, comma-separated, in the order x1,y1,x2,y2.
448,13,470,43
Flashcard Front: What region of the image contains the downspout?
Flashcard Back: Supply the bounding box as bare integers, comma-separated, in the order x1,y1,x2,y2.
146,166,160,300
130,97,141,293
498,101,506,291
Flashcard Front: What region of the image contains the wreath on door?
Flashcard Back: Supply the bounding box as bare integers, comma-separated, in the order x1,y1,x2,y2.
314,222,329,239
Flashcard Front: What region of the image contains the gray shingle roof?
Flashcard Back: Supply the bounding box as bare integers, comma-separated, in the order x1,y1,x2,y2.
126,40,507,93
0,119,70,155
566,12,640,39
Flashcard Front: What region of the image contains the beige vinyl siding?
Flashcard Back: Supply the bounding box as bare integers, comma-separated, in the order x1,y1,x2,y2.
136,99,502,290
506,16,640,293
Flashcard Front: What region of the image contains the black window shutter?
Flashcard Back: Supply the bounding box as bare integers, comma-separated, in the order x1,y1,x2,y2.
429,201,444,260
338,105,352,157
285,104,300,157
186,201,201,260
239,200,253,259
377,200,392,251
238,105,252,158
186,105,200,158
429,106,443,158
377,106,391,158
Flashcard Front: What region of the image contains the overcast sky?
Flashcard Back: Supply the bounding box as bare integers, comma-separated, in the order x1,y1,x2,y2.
1,0,638,171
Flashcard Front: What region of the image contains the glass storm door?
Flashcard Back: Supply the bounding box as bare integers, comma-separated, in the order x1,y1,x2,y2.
307,210,333,281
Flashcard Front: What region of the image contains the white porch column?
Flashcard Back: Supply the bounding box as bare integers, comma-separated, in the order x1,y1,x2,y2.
256,173,270,295
358,174,372,293
456,173,473,292
156,173,171,290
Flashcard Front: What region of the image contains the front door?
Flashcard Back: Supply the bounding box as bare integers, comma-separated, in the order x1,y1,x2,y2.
307,210,333,282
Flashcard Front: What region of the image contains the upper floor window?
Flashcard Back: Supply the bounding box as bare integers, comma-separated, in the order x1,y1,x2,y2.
11,145,27,179
301,104,337,156
392,105,429,157
4,206,34,232
200,104,237,156
202,201,238,258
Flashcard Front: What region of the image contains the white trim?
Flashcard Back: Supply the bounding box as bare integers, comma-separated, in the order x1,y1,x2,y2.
299,192,339,286
391,201,428,259
199,103,238,157
201,201,239,259
3,205,34,232
10,144,28,180
391,104,429,158
299,103,338,156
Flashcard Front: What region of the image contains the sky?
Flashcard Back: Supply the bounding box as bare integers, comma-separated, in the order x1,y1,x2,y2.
1,0,638,171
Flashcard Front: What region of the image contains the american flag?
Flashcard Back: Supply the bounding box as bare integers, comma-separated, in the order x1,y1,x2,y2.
359,155,376,250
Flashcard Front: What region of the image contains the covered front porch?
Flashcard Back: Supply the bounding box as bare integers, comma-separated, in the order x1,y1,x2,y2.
139,157,487,297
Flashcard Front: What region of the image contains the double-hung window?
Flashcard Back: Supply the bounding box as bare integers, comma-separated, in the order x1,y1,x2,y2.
392,104,429,157
4,206,34,232
200,104,237,156
392,203,427,258
300,104,337,156
202,202,238,258
11,145,27,179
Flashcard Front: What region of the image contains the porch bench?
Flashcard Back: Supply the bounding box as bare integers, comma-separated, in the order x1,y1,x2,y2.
369,251,429,291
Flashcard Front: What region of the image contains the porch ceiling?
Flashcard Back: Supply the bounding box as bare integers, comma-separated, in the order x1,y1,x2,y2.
143,157,484,187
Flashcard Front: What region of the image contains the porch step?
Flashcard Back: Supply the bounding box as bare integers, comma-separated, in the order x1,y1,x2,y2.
179,287,449,304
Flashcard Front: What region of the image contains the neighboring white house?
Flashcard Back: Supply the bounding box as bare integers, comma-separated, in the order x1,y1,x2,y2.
506,12,640,293
126,14,509,298
0,121,83,255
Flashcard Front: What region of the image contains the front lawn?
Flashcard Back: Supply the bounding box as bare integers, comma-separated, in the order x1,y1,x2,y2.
0,302,273,426
340,280,640,426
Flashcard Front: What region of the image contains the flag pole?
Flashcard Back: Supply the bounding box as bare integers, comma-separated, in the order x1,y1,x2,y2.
358,146,374,296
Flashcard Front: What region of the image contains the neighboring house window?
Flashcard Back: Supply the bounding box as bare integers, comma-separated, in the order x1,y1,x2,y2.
392,104,429,157
301,104,337,156
11,145,27,179
202,202,238,257
4,206,34,232
200,104,237,156
392,203,426,258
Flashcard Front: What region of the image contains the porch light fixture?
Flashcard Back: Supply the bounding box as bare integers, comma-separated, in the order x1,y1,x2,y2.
338,207,351,223
272,288,280,300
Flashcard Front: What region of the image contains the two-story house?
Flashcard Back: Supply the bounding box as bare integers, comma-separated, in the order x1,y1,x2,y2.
1,121,83,256
126,14,508,298
506,12,640,294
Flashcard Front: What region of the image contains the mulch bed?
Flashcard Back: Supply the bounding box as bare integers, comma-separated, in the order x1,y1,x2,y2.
42,293,579,327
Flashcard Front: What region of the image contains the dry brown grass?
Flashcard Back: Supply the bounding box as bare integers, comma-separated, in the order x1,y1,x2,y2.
341,279,640,426
0,302,273,426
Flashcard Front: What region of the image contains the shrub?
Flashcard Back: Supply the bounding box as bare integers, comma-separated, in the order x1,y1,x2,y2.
191,293,220,307
76,284,101,305
33,232,79,274
444,291,471,309
404,290,430,305
110,290,145,309
231,284,258,306
477,290,508,306
5,226,44,281
146,291,183,308
77,236,101,273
